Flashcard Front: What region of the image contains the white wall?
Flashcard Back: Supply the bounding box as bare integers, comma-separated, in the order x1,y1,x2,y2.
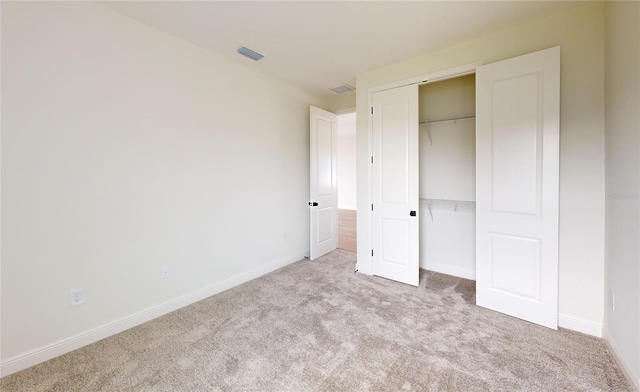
604,1,640,388
356,3,606,335
0,2,330,374
419,76,476,279
337,112,357,210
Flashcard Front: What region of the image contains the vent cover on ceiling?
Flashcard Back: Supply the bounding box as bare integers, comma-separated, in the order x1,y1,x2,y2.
237,46,264,61
330,84,355,94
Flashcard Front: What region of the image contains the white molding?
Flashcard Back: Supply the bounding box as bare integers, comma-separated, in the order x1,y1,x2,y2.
603,326,640,391
0,250,308,378
367,61,484,94
422,260,476,281
558,313,602,337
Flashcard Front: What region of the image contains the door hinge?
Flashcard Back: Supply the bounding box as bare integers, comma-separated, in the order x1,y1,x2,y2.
371,107,374,115
371,249,374,257
371,204,374,211
371,156,374,164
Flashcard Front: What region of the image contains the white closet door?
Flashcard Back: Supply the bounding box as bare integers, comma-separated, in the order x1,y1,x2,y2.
372,84,420,286
476,47,560,329
310,106,337,260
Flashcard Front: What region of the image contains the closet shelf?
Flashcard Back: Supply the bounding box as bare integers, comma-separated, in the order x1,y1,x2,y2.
420,198,476,207
419,113,475,125
420,113,475,146
420,198,476,221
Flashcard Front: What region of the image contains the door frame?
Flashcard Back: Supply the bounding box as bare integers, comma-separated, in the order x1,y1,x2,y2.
357,61,483,276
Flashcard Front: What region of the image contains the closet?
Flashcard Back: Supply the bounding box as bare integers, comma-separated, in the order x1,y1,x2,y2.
419,75,476,280
369,47,560,329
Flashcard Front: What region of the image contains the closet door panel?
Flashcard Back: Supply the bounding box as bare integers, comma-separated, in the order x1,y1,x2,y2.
490,73,540,215
476,46,560,329
372,84,419,286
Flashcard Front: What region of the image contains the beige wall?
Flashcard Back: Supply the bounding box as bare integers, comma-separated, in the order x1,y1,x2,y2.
604,1,640,387
356,3,606,332
1,1,330,372
330,93,356,113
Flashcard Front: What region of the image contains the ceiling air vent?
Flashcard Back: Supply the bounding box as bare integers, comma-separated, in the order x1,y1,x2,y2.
330,84,355,94
237,46,264,61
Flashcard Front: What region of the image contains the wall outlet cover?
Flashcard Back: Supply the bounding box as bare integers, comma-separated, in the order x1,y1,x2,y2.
70,289,85,306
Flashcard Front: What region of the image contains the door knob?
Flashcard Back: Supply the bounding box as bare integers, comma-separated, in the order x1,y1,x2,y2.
409,210,416,216
309,202,319,207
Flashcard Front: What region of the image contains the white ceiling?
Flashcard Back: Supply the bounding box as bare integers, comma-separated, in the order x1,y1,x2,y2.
98,1,582,99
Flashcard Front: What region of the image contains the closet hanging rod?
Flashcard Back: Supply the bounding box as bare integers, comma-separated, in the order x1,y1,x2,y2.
420,198,476,205
420,198,476,221
419,113,475,125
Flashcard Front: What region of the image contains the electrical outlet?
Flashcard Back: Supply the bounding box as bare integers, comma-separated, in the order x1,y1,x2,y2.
70,289,85,307
162,264,170,279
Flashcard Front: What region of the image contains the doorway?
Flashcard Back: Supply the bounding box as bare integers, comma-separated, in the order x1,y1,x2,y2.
419,75,476,280
337,111,357,253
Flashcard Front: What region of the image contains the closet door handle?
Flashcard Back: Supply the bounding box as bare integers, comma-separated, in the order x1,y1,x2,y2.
409,210,416,217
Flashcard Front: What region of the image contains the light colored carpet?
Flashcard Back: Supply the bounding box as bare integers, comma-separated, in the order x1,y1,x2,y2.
1,250,632,391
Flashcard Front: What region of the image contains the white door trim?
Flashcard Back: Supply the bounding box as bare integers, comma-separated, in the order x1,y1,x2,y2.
367,61,483,95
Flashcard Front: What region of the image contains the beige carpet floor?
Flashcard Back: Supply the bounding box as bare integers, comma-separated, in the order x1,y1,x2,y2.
1,250,632,391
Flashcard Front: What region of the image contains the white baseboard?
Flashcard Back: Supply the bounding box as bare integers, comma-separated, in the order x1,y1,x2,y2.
0,250,308,378
558,313,602,337
422,260,475,280
355,259,372,275
603,326,640,391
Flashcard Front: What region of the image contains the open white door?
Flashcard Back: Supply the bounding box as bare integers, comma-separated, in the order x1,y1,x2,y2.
476,47,560,329
310,106,337,260
371,84,420,286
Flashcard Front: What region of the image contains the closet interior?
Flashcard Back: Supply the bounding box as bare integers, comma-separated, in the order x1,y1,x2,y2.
419,74,477,280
